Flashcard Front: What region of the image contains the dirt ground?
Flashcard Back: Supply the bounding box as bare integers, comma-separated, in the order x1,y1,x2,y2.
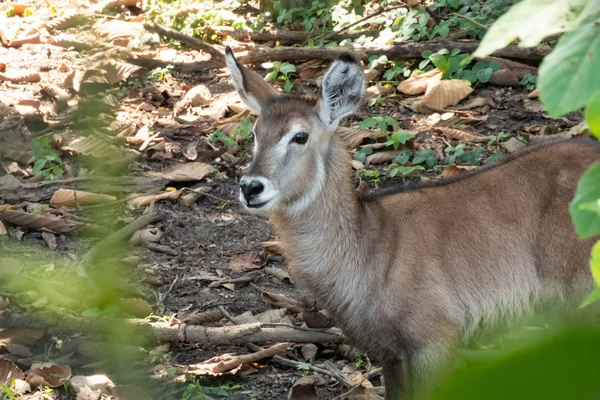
0,2,588,399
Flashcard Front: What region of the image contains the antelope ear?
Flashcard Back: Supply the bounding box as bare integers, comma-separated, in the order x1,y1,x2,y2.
318,53,365,128
225,46,278,114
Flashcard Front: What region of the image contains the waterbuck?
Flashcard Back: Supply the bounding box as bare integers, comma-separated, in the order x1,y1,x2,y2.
225,47,600,399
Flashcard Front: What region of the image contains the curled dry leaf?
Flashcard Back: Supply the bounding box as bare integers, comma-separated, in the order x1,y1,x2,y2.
288,375,318,400
119,298,153,317
174,85,212,114
91,20,143,44
416,79,473,114
127,190,183,208
0,359,25,384
365,151,399,166
364,84,395,102
441,165,478,179
489,69,519,87
130,227,164,245
0,329,44,346
264,266,291,282
0,70,41,83
303,308,333,329
0,258,25,274
183,309,223,325
0,210,74,233
451,96,492,111
501,137,526,153
262,292,304,313
528,88,540,98
62,136,118,158
300,343,318,363
229,251,268,272
25,364,71,388
50,189,117,207
98,60,142,85
397,69,443,95
145,162,212,182
436,127,489,144
41,231,57,250
487,56,537,80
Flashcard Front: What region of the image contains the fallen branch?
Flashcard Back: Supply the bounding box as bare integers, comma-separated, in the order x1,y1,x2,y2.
200,26,369,44
144,22,225,63
0,313,345,345
124,58,222,72
450,13,488,30
235,41,551,64
211,342,289,374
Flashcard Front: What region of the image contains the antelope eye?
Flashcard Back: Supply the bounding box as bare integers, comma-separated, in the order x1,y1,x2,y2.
290,131,309,145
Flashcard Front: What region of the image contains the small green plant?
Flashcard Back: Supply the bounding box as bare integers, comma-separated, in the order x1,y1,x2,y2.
264,61,296,93
420,49,501,83
412,148,437,168
487,132,509,146
383,61,411,81
29,136,64,181
355,353,365,368
358,169,382,182
389,164,425,178
354,147,373,163
209,129,235,148
182,381,207,400
443,144,483,165
232,118,253,144
297,362,311,374
385,131,415,150
520,73,537,91
148,65,175,82
0,382,15,400
359,116,398,134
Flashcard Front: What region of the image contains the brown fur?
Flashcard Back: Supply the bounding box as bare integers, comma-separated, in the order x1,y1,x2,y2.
226,51,600,399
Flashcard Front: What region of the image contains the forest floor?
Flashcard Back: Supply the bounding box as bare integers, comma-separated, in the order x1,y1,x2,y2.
0,0,589,399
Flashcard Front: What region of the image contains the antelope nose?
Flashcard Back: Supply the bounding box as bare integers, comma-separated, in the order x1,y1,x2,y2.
240,179,264,201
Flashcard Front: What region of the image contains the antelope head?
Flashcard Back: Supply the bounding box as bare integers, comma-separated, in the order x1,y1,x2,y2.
225,48,365,214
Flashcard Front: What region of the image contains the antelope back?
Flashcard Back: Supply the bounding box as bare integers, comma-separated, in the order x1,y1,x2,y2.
225,48,365,214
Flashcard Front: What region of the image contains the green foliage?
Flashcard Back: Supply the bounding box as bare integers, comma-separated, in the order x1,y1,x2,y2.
412,148,436,167
585,93,600,138
0,383,14,400
389,164,425,177
538,18,600,117
148,65,175,82
28,136,64,181
569,163,600,239
385,131,415,150
434,326,600,400
359,116,398,133
264,61,296,93
420,49,501,83
382,61,411,81
181,381,249,400
519,73,537,91
296,362,311,374
209,129,235,148
354,147,373,163
358,169,381,182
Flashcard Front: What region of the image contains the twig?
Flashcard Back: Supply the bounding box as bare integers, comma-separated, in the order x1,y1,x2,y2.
217,305,237,324
211,342,290,374
321,3,407,41
450,12,488,30
158,274,179,305
145,243,179,256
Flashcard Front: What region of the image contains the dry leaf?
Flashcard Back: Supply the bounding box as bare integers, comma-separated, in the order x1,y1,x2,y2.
62,136,119,158
0,210,74,233
149,343,170,357
397,69,443,95
100,60,142,84
528,88,539,98
303,308,333,328
337,126,382,149
229,251,268,272
365,151,399,166
0,258,25,274
262,241,285,255
119,298,153,317
46,14,89,31
91,20,143,44
363,69,379,82
489,69,519,86
145,162,212,182
264,266,291,282
451,97,491,110
288,375,317,400
528,131,573,144
441,165,478,178
128,190,183,208
50,189,117,207
0,221,6,236
174,85,212,114
41,231,57,250
130,227,163,245
436,127,489,143
416,79,473,113
4,343,32,357
301,344,318,362
183,309,223,325
487,56,537,80
0,359,24,384
501,137,526,153
0,329,44,346
262,292,304,313
0,71,41,83
26,364,71,388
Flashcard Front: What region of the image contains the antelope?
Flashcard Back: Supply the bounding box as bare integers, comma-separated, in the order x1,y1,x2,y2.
225,47,600,399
